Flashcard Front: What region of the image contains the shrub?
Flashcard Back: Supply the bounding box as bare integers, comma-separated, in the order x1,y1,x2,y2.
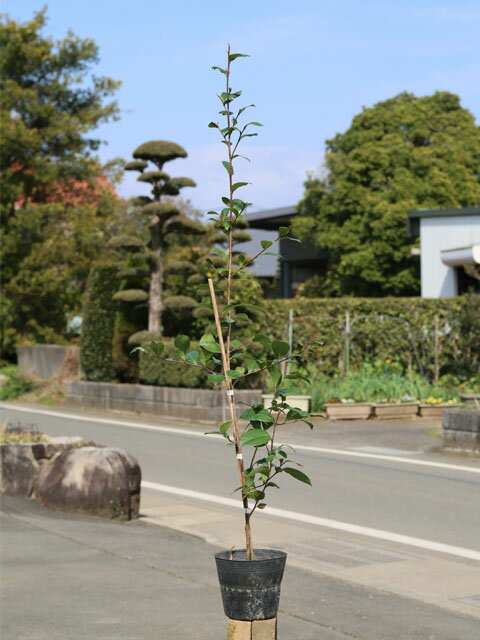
80,264,119,381
139,339,264,389
0,368,34,400
259,294,480,380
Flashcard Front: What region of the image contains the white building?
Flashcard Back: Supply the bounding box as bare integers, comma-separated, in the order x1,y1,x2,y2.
408,208,480,297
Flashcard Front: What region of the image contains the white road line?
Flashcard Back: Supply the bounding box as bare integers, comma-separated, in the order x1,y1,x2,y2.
2,403,479,475
142,480,480,562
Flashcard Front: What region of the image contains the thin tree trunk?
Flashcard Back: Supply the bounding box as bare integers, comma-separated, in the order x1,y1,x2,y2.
148,222,163,333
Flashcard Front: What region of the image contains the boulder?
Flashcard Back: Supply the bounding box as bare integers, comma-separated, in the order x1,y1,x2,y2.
36,447,141,520
0,444,40,497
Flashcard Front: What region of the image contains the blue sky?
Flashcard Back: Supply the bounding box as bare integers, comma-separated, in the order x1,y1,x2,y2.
6,1,480,212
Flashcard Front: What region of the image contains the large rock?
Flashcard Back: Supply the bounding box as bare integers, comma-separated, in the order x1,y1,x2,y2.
0,444,40,497
36,447,141,520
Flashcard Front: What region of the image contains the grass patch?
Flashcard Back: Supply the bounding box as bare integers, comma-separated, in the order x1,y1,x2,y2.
0,366,35,400
0,428,48,444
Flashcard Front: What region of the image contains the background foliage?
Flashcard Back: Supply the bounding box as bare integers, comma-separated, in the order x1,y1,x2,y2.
0,10,122,358
259,295,480,381
292,91,480,297
80,264,119,382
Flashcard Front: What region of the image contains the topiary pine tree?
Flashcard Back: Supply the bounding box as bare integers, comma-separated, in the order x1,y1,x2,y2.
120,140,204,336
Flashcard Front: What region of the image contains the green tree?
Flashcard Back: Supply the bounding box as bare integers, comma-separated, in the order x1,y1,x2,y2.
0,10,122,357
293,91,480,296
120,141,202,335
0,9,120,209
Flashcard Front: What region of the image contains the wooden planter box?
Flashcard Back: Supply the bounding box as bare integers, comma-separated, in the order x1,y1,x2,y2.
420,403,460,418
373,402,419,419
325,402,373,420
262,394,310,412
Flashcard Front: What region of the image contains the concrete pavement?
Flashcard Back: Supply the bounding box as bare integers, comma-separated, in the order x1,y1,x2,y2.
2,493,480,640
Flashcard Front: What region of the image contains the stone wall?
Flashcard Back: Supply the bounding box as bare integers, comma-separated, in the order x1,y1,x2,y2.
17,344,80,380
67,380,262,422
443,409,480,453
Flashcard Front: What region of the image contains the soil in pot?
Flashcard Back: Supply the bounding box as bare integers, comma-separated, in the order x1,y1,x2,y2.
215,549,287,621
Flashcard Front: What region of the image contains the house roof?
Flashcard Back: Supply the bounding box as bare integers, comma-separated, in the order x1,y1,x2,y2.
246,205,297,230
407,207,480,236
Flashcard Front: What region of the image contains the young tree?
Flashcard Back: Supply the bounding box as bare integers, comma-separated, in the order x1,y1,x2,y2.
293,92,480,297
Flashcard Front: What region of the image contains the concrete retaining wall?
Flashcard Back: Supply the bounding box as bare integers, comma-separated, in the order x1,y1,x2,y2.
443,409,480,453
17,345,80,380
67,380,262,422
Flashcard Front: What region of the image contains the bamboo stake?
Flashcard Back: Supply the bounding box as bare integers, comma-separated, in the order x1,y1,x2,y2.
208,277,254,560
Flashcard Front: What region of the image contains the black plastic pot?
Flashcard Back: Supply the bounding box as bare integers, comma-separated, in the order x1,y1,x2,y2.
214,548,287,621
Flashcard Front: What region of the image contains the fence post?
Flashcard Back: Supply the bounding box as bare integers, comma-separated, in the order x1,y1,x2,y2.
434,315,440,384
344,311,350,376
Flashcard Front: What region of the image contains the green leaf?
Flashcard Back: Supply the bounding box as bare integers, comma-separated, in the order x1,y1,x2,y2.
201,341,222,354
219,421,232,435
222,160,233,175
282,467,312,486
257,503,267,509
271,340,290,358
253,333,271,348
211,66,227,74
208,122,219,128
240,408,274,424
232,181,249,192
229,52,249,62
185,350,199,364
260,240,273,250
286,408,310,421
207,373,225,385
279,226,290,236
246,121,263,127
174,335,190,355
269,364,282,389
240,429,271,447
150,341,165,357
130,346,147,354
227,368,244,379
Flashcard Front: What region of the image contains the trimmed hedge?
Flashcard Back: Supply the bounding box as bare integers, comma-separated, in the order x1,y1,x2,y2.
139,339,264,389
80,265,119,382
259,294,480,379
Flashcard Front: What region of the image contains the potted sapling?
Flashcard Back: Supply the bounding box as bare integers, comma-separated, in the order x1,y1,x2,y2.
133,47,321,636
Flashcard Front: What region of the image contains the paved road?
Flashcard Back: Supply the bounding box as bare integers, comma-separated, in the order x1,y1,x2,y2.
4,494,480,640
2,403,479,551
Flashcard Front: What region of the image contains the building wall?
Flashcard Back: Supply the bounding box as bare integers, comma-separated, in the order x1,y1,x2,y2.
420,216,480,297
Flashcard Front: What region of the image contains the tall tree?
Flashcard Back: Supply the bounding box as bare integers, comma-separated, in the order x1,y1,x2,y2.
293,91,480,296
0,9,120,209
0,10,122,357
121,141,201,335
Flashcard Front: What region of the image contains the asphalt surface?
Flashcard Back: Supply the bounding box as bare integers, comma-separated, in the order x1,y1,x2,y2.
2,494,480,640
1,403,479,549
1,401,480,639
